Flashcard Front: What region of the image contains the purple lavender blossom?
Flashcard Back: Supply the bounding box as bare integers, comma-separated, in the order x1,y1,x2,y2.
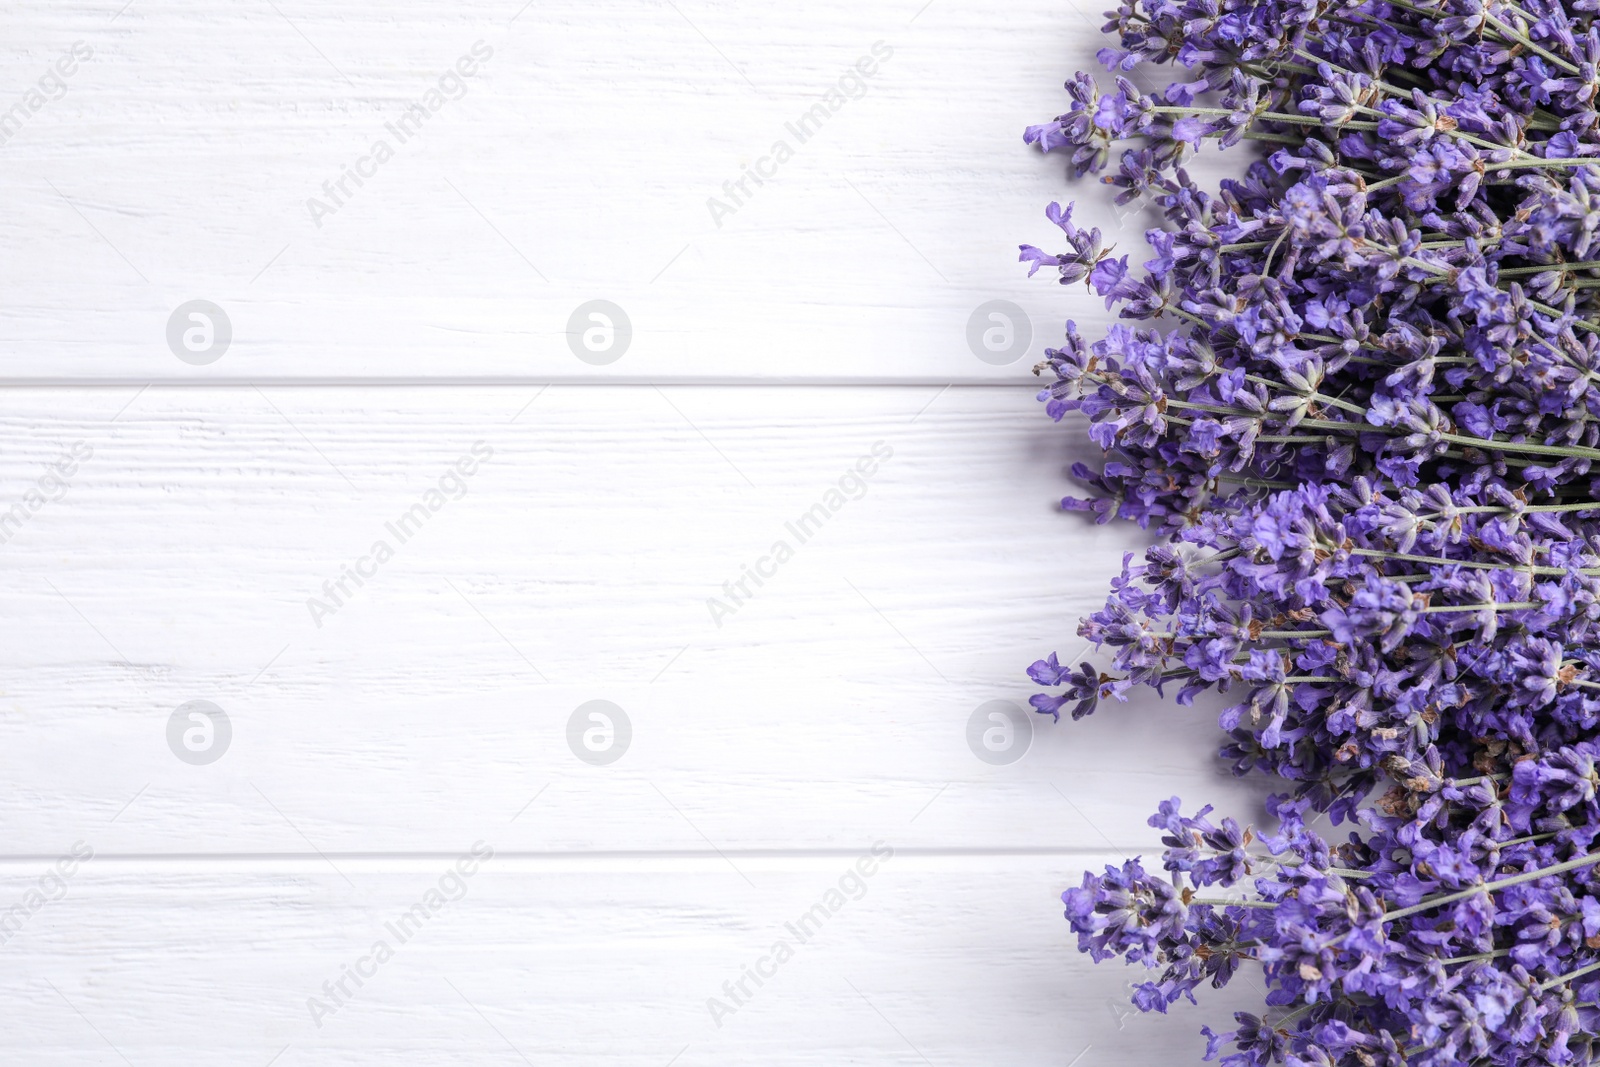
1022,0,1600,1061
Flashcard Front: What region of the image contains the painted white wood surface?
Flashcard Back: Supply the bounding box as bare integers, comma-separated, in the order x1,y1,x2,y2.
0,1,1265,1064
0,856,1262,1065
0,388,1261,857
0,0,1209,383
0,388,1268,1063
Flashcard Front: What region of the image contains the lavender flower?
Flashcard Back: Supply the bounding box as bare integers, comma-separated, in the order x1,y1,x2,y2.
1022,0,1600,1061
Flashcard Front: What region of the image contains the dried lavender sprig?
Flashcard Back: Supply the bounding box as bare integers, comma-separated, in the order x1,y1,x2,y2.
1025,0,1600,1060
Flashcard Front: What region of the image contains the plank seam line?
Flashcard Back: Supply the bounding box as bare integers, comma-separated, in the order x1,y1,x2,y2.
0,846,1134,865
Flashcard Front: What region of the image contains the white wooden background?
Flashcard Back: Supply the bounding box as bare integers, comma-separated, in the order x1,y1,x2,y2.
2,1,1268,1063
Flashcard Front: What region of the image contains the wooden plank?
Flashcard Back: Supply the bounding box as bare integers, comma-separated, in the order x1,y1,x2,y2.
0,386,1262,854
0,854,1259,1064
0,0,1235,382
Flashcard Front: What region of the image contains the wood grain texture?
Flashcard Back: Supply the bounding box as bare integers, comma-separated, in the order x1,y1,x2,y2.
0,387,1266,1062
0,387,1264,857
0,0,1233,382
0,856,1261,1065
0,0,1269,1062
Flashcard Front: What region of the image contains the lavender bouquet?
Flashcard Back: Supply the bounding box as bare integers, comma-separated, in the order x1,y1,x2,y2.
1022,0,1600,1062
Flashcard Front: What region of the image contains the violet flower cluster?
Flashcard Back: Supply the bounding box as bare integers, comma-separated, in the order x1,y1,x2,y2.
1022,0,1600,1062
